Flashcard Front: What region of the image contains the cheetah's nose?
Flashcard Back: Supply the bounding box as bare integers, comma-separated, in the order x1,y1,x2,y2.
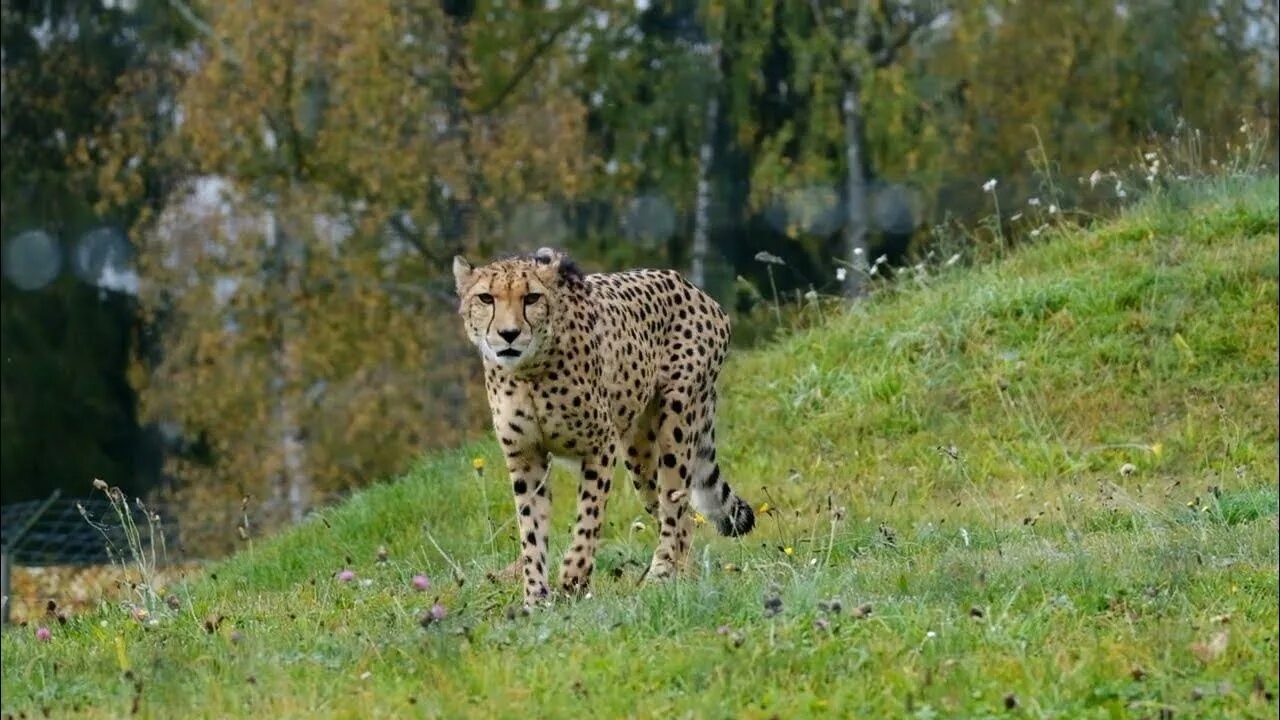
497,328,521,343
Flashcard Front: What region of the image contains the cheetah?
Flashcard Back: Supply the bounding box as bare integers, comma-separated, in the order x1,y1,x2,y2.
453,248,755,606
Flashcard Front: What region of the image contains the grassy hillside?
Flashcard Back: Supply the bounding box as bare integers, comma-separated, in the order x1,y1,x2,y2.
3,177,1278,719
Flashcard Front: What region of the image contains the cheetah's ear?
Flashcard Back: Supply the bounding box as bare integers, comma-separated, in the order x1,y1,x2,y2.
532,247,559,264
452,255,474,294
531,248,563,285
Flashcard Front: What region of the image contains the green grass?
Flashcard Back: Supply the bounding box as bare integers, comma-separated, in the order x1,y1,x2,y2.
4,177,1278,719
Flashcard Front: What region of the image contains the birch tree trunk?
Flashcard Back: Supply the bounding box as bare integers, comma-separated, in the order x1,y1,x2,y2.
690,44,720,289
267,200,309,524
840,76,869,299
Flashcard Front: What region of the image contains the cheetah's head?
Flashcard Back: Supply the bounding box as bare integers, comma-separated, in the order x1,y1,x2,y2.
452,248,580,370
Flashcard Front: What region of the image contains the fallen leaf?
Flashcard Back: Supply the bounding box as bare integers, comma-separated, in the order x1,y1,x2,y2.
1190,630,1228,664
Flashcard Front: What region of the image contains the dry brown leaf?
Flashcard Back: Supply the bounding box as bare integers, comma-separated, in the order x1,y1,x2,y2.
1190,630,1229,664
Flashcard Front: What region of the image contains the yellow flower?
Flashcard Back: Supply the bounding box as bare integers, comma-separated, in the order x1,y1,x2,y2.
693,512,707,526
757,502,771,515
783,546,795,556
1150,442,1163,458
471,457,486,472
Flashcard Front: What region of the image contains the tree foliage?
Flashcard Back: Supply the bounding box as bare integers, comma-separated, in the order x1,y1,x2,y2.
0,1,190,503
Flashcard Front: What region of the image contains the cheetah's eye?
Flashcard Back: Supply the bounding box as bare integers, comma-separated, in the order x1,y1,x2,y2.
524,293,542,306
477,293,494,305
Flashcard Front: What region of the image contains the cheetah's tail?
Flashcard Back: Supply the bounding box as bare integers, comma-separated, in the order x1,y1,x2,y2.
692,464,755,538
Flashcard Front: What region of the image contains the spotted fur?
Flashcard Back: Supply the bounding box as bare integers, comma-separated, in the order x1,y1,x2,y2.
453,248,755,606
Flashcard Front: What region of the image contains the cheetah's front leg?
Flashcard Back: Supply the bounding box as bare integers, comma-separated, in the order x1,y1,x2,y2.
558,446,616,594
506,453,552,607
648,397,697,580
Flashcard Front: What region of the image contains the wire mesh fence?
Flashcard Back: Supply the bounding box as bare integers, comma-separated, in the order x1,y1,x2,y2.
0,494,199,625
1,496,185,567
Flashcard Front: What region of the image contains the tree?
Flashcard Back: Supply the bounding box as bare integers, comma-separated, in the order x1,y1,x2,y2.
87,0,593,551
1,1,189,504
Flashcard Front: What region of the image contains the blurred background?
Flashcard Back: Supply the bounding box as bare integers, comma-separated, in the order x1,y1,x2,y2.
1,0,1276,572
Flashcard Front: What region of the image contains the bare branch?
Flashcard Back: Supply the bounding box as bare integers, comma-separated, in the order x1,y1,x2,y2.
164,0,216,41
869,2,941,68
471,4,594,115
387,212,450,265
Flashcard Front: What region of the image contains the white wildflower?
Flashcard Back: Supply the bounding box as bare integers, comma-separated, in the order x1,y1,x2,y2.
1010,212,1023,222
852,247,864,256
874,254,887,266
1088,169,1104,189
945,253,961,267
1048,204,1059,215
1027,197,1041,207
1143,152,1157,161
835,267,847,282
803,290,818,302
1115,181,1126,199
982,178,998,193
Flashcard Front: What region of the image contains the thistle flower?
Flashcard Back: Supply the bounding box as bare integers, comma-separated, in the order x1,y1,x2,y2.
35,626,52,642
336,569,356,583
412,575,431,591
